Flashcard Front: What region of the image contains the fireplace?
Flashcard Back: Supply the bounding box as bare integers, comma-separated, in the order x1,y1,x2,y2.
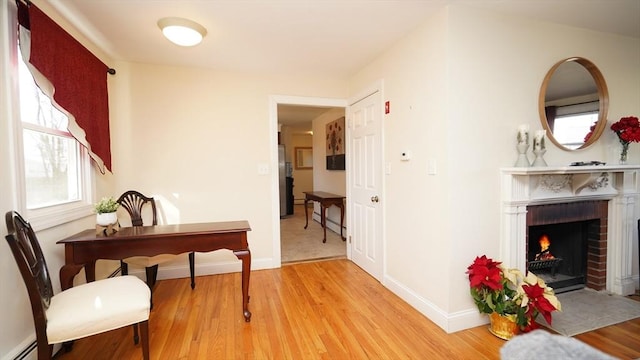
501,166,639,296
526,201,607,293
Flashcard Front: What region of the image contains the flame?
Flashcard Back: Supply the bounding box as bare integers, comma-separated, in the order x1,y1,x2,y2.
535,234,555,260
539,235,551,252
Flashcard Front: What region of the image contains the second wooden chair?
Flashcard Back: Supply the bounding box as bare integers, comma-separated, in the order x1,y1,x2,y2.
118,190,196,306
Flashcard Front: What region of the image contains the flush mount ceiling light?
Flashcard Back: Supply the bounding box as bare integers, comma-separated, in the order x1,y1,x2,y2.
157,17,207,47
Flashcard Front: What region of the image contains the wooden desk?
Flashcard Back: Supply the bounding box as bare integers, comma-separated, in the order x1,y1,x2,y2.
57,221,252,322
303,191,346,243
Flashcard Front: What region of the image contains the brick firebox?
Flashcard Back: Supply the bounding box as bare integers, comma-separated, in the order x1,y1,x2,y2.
526,200,608,290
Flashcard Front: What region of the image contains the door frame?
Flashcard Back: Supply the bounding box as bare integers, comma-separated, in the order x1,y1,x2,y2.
269,95,347,268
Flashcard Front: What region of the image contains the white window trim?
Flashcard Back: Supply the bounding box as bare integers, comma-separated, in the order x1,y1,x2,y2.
11,21,95,231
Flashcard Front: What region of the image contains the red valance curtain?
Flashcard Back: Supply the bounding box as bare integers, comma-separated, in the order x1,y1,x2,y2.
17,2,112,173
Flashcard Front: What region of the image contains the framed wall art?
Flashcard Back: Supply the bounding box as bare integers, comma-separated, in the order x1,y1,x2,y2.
326,116,345,170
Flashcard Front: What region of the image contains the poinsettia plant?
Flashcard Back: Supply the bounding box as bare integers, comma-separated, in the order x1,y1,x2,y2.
466,255,561,332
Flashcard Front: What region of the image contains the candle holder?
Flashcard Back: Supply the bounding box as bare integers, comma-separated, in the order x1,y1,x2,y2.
532,148,547,167
514,143,530,167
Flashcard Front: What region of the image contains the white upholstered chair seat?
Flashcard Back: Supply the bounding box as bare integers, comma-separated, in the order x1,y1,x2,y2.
46,276,151,344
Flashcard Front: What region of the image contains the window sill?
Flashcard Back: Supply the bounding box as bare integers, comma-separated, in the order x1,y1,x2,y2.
27,204,94,231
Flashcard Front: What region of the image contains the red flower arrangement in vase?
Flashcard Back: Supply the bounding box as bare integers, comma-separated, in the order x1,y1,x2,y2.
610,116,640,164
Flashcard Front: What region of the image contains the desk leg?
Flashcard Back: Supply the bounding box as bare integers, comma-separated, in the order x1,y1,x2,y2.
59,264,84,291
85,260,96,283
339,204,345,241
304,198,310,229
234,249,252,322
321,204,328,243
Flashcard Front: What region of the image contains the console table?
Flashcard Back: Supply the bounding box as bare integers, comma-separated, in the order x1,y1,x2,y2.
303,191,346,243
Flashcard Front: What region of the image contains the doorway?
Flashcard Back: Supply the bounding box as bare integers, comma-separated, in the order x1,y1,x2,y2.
270,96,347,266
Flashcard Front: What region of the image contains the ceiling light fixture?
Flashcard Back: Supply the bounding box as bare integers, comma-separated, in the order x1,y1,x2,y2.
157,17,207,47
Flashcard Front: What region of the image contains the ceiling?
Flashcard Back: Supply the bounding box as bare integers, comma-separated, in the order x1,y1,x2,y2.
48,0,640,79
43,0,639,126
277,105,336,128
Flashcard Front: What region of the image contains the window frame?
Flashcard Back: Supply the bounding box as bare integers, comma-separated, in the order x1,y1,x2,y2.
13,25,95,231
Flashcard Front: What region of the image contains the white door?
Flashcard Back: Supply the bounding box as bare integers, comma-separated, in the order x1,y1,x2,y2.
347,88,383,281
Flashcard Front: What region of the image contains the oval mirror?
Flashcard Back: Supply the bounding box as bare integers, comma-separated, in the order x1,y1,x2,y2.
539,57,608,150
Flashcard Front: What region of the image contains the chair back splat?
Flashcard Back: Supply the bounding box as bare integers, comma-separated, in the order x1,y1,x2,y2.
117,190,196,292
117,190,157,226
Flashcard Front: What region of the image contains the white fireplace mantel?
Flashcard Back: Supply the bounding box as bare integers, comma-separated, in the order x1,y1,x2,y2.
500,165,640,295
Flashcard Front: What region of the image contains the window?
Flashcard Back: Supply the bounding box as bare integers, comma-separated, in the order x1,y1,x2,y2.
16,45,92,228
550,100,599,150
552,112,598,150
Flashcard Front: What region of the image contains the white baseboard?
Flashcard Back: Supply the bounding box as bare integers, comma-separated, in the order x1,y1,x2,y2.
311,212,346,235
126,257,274,281
382,273,488,333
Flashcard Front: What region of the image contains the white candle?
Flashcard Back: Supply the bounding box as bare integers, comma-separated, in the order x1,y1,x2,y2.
534,130,546,151
518,125,529,145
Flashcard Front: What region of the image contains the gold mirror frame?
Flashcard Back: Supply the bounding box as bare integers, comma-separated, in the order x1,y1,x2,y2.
295,147,313,169
539,57,609,150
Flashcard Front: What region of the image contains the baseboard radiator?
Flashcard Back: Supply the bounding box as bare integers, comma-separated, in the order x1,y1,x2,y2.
10,341,36,360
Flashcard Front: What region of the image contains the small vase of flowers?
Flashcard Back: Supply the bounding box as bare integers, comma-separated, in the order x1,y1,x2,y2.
94,196,119,226
610,116,640,164
466,255,561,339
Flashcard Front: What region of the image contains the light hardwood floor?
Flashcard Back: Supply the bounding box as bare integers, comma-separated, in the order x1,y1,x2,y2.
54,259,640,360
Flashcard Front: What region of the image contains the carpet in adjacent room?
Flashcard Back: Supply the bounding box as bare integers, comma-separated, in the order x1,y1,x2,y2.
281,204,346,263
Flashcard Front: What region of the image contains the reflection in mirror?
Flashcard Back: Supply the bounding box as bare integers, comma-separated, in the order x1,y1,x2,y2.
295,147,313,169
539,57,608,150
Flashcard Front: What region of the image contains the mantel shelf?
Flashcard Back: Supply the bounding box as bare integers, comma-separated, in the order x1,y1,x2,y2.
501,164,640,175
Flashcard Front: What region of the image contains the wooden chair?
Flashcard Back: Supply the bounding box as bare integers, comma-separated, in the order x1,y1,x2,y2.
4,211,150,360
118,190,196,301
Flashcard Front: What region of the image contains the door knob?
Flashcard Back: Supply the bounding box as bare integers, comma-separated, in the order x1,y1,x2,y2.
371,196,379,203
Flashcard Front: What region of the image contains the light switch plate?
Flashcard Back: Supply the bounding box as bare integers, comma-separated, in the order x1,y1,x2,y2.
258,163,269,175
428,159,437,175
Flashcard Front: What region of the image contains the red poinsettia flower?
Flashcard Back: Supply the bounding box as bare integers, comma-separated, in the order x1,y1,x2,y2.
521,320,540,332
466,255,503,291
522,283,557,325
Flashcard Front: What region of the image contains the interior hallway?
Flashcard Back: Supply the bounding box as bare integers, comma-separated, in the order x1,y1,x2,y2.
280,204,346,263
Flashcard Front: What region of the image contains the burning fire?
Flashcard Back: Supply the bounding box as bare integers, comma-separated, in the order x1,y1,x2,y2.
535,234,555,261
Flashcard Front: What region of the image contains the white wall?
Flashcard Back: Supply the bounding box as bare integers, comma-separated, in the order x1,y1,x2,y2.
312,108,347,230
0,4,30,358
349,5,640,332
107,61,348,273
